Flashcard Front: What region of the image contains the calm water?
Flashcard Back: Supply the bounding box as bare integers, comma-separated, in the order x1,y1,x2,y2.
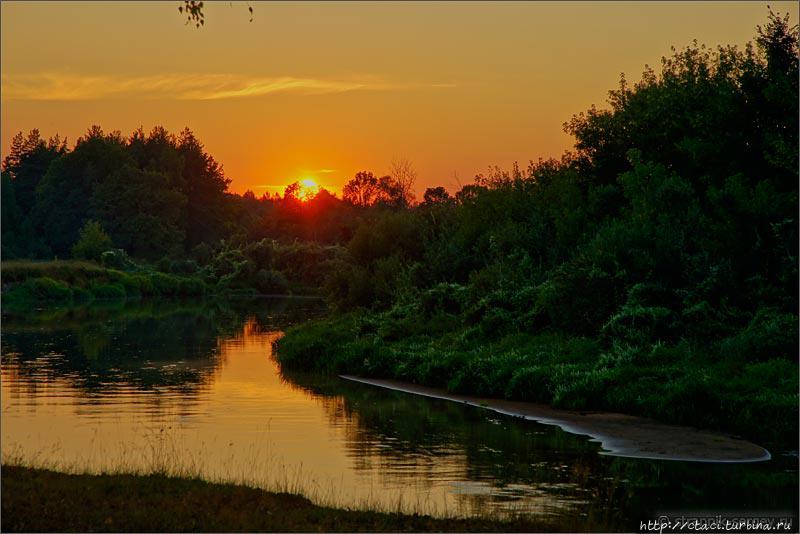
1,299,797,530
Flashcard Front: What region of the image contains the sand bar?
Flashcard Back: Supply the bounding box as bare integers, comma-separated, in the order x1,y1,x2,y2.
340,375,771,463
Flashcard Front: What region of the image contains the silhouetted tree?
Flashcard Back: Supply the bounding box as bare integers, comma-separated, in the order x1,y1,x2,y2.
2,130,66,214
91,165,186,259
343,171,380,207
389,157,417,206
342,171,408,208
177,128,232,247
33,126,132,256
422,187,452,205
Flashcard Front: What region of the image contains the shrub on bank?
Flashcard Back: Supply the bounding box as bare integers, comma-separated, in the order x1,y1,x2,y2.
252,269,289,295
719,308,798,362
89,282,126,300
72,286,94,302
176,276,206,296
1,260,207,304
6,277,73,303
1,260,108,286
101,249,136,271
149,272,179,296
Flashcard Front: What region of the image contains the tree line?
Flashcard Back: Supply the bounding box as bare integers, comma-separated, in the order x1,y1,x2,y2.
2,125,429,264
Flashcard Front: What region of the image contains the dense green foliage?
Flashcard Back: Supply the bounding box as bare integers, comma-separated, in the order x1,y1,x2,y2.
71,220,113,261
192,238,343,295
1,237,341,304
2,126,231,259
1,260,206,307
276,14,799,446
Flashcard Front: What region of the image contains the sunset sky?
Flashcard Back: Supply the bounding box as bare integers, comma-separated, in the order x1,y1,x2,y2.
2,1,796,196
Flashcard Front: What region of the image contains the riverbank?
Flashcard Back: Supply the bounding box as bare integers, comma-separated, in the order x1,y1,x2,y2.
1,260,206,307
0,466,563,532
1,260,318,311
274,313,798,449
341,375,770,463
1,239,340,307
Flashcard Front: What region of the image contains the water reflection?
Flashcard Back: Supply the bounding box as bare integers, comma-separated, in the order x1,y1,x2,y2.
1,300,796,530
280,369,605,520
279,370,799,526
3,299,322,394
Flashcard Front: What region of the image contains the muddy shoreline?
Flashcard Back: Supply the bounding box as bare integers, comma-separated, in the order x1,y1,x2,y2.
340,375,771,463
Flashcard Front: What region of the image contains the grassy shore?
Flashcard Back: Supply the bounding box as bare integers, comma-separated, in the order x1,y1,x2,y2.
1,260,206,307
0,258,321,307
1,465,563,532
274,312,798,449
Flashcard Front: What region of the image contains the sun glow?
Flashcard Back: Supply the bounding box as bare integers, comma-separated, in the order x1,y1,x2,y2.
298,178,320,201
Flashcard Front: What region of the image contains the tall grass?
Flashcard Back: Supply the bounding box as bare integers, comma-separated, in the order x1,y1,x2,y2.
0,430,510,521
2,465,565,532
5,449,410,519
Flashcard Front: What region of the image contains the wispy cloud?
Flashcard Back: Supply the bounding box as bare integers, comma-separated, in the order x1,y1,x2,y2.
2,72,454,101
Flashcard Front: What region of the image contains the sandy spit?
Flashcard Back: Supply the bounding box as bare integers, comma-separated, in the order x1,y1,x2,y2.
340,375,771,463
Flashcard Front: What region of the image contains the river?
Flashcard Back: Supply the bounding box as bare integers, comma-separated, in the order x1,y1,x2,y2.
1,298,796,530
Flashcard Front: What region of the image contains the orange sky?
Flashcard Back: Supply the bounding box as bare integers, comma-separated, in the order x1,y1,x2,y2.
1,1,796,196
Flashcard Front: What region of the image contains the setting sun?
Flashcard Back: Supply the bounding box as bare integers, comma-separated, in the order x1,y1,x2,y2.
298,178,320,201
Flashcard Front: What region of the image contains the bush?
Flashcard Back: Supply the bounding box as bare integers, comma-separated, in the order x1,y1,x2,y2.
244,239,275,269
252,269,289,295
129,274,155,296
1,260,108,287
324,262,375,310
209,250,249,280
602,304,674,345
506,366,556,403
720,308,798,362
535,264,624,334
115,273,142,297
477,306,516,339
149,272,180,296
420,283,468,317
375,303,422,341
89,282,126,300
71,286,94,302
156,257,173,273
552,367,616,410
170,259,199,275
355,340,397,378
71,221,113,262
5,277,73,302
446,355,497,396
274,315,357,373
411,348,465,386
176,277,205,296
192,243,214,265
100,249,133,270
